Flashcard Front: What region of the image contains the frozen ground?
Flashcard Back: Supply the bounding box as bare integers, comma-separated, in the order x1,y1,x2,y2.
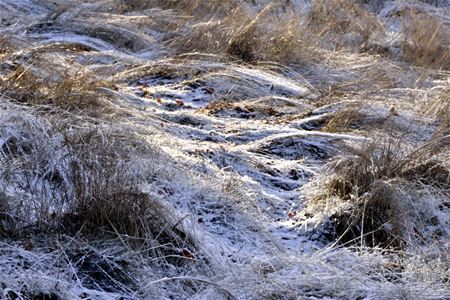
0,0,449,299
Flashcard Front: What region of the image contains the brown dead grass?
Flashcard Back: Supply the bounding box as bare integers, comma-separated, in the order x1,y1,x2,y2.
226,0,385,64
152,0,387,66
202,99,280,118
0,35,15,55
0,114,192,253
61,129,168,240
322,106,369,133
155,0,241,17
425,88,450,136
0,56,113,116
401,11,450,69
307,0,385,52
168,6,249,55
317,137,450,247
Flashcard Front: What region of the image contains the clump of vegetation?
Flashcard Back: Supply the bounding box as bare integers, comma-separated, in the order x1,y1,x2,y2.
311,137,449,248
424,88,450,136
0,35,15,55
224,0,385,65
226,4,275,62
167,6,249,55
322,106,369,133
401,11,450,69
0,55,112,116
306,0,385,52
0,108,191,254
61,130,159,235
1,0,450,298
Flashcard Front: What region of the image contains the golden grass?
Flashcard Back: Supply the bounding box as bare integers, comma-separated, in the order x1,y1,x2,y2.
401,11,450,69
61,129,166,238
307,0,384,51
315,136,450,247
322,106,369,133
424,88,450,136
0,55,113,116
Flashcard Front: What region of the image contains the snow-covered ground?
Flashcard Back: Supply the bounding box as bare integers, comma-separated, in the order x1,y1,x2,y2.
0,0,449,299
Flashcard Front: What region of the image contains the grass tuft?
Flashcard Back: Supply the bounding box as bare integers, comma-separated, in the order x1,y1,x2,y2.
0,55,113,116
401,11,450,69
312,137,449,247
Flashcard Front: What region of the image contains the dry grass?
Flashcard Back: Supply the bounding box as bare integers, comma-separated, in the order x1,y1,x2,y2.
324,139,446,200
306,0,385,52
113,0,155,13
198,0,386,65
61,130,159,236
322,106,369,133
0,108,190,254
0,35,15,55
0,56,112,116
158,2,317,64
139,0,386,67
168,6,249,55
424,88,450,136
313,137,449,247
401,11,450,69
153,0,241,17
226,4,276,62
0,0,449,298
